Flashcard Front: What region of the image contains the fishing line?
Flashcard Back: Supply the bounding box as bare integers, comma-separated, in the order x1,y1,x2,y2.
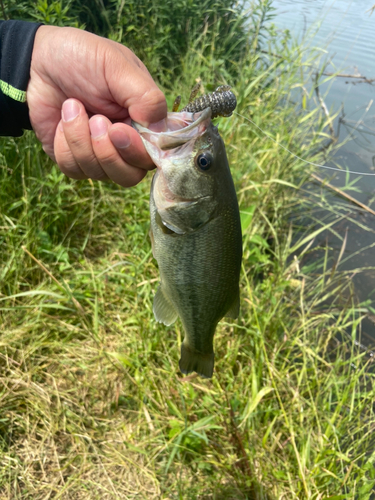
234,111,375,177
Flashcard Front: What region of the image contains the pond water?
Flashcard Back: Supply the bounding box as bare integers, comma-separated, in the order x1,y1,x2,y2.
272,0,375,341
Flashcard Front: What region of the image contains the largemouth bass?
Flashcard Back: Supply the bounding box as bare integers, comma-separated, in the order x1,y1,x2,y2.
133,107,242,378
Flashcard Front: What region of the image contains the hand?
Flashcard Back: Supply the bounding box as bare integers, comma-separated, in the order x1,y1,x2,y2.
27,25,167,187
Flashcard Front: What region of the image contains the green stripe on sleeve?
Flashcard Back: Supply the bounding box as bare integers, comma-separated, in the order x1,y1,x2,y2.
0,80,27,103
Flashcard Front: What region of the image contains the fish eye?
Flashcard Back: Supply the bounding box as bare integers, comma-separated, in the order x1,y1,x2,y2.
195,151,213,171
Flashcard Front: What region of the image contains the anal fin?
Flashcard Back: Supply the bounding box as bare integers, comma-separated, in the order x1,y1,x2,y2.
153,285,178,326
225,292,240,319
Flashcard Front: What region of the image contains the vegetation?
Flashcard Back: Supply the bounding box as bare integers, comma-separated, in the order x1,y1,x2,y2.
1,0,375,498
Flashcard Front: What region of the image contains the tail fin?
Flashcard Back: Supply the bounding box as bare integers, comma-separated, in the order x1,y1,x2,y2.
179,343,214,379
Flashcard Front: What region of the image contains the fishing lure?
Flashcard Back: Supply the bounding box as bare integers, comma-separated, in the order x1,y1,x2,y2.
173,84,237,118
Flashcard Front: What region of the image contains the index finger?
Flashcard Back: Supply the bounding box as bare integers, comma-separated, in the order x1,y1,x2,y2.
105,44,168,128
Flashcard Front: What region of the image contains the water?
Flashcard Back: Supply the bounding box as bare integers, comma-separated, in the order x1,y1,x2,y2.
270,0,375,341
272,0,375,186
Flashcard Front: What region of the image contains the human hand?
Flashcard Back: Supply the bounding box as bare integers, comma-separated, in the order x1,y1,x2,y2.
27,25,167,187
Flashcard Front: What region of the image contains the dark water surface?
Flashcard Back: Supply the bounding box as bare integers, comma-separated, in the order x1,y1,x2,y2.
272,0,375,340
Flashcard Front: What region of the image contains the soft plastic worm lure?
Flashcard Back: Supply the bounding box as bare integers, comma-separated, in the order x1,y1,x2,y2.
173,84,237,118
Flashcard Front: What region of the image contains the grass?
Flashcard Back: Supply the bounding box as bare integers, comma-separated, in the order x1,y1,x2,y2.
2,1,375,498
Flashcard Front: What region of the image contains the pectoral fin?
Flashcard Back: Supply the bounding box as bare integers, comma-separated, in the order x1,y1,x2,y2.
153,285,178,326
225,292,240,319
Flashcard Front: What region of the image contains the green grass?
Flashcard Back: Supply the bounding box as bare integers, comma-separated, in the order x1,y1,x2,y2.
2,1,375,498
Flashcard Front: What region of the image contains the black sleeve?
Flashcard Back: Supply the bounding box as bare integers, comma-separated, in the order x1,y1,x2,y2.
0,20,43,137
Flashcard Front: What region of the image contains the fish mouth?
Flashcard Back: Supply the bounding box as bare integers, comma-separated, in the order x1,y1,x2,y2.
132,108,212,152
134,108,213,209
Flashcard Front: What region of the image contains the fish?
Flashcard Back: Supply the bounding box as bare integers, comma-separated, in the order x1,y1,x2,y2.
133,106,242,378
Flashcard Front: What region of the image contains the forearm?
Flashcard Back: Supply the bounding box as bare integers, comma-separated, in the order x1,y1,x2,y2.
0,20,42,136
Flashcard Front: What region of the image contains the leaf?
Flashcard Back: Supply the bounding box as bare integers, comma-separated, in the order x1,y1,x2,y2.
0,290,65,302
240,387,274,425
321,496,348,500
107,352,133,368
240,204,256,231
289,220,337,254
249,234,269,248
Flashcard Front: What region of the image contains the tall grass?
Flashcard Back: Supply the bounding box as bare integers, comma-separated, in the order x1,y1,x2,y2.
4,0,273,83
1,0,375,498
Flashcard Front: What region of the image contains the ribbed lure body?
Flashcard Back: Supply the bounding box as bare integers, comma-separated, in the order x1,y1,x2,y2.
181,86,237,118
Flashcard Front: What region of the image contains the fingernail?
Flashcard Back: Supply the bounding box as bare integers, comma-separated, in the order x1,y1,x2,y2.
62,100,80,122
89,116,108,138
110,129,131,149
148,118,167,132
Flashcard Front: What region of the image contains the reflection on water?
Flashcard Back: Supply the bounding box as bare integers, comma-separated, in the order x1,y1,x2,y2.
273,0,375,177
272,0,375,339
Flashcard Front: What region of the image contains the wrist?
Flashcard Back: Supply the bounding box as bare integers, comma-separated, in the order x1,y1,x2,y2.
30,25,62,80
